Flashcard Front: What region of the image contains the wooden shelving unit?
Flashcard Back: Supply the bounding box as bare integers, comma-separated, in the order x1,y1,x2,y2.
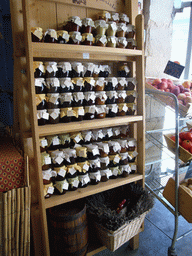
10,0,145,255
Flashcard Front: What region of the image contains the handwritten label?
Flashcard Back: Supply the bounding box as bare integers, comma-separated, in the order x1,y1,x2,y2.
164,61,185,79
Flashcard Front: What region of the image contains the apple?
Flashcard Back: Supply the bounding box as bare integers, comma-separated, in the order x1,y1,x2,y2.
165,89,170,92
167,82,175,90
178,84,184,93
184,92,191,97
178,99,184,105
181,140,192,151
152,78,161,86
184,96,192,106
182,80,191,89
161,78,167,83
178,93,186,101
171,86,180,96
158,82,168,90
167,79,173,85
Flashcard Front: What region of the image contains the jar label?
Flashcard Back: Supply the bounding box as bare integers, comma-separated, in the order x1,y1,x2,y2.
120,153,128,160
73,179,79,188
114,155,120,163
112,168,119,176
67,109,74,117
40,139,48,147
111,104,118,113
83,175,90,184
43,172,52,180
51,170,57,177
42,112,49,120
119,78,126,86
88,106,96,114
58,168,66,177
39,63,44,73
50,111,59,120
52,137,60,146
47,186,54,194
44,156,51,165
63,79,73,88
49,95,59,104
114,128,121,136
132,151,138,157
68,167,76,175
111,13,119,21
92,148,99,156
111,23,117,31
64,94,73,102
83,163,89,171
87,63,94,72
55,156,63,165
35,78,44,87
131,164,137,171
122,105,128,112
78,108,84,116
62,182,69,190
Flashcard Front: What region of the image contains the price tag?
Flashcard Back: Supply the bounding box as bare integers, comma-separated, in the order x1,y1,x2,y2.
69,167,76,175
55,156,63,165
62,182,69,190
47,186,54,194
40,139,48,147
44,156,51,165
52,137,60,146
83,164,89,171
43,112,49,120
73,180,79,188
113,168,119,176
164,60,185,79
58,169,66,177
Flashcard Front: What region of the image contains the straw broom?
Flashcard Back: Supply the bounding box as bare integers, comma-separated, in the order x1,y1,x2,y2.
11,189,16,254
3,192,8,255
0,192,4,255
20,187,25,256
27,185,31,255
7,190,12,255
15,188,21,256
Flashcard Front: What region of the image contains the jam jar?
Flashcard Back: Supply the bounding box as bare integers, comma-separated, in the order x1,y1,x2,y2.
60,107,73,123
35,78,46,94
59,78,73,93
72,77,84,92
54,179,69,195
106,104,118,117
120,164,131,177
69,32,82,45
31,27,43,42
105,77,118,91
100,168,112,182
102,127,113,140
119,152,129,165
62,148,76,165
84,91,96,106
126,103,137,115
106,36,117,48
44,29,57,43
106,91,118,104
89,158,101,172
95,35,107,47
45,78,60,93
77,161,90,175
126,24,136,39
47,108,60,124
57,30,69,44
108,141,121,155
50,150,64,168
125,90,138,103
66,163,79,178
47,135,60,150
110,12,120,22
36,94,46,110
120,125,129,138
112,127,121,139
39,137,48,152
76,147,88,162
100,156,110,169
84,105,96,120
95,105,107,119
106,21,117,36
129,162,137,174
117,37,127,48
44,183,54,198
117,63,130,77
94,77,105,91
78,173,90,188
117,103,128,116
94,20,108,35
89,170,101,185
98,11,111,22
81,18,95,34
46,93,60,109
86,144,100,160
116,139,128,153
93,65,100,77
99,65,111,77
37,109,49,126
59,134,71,149
67,175,79,191
72,106,84,122
95,91,107,105
44,62,58,78
60,92,73,108
128,151,138,163
33,61,45,78
70,132,83,145
71,62,84,78
83,77,95,92
81,130,93,144
110,166,120,179
81,33,94,46
57,62,72,78
116,77,127,90
92,129,104,142
109,154,121,167
127,138,137,151
42,168,56,184
119,13,129,24
41,152,52,170
116,90,127,103
72,92,84,107
66,16,82,32
83,63,95,78
96,142,109,157
54,165,67,181
116,23,127,37
126,38,137,49
125,77,137,90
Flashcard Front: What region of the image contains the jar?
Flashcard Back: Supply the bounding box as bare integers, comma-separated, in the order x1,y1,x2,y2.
100,168,112,182
54,179,69,194
62,148,76,165
45,78,60,93
44,183,54,198
71,62,84,78
89,171,101,185
42,168,56,184
117,103,128,116
81,18,95,34
72,92,84,106
95,35,107,47
92,129,104,142
57,62,72,78
81,33,94,46
106,36,117,47
93,65,100,78
94,77,105,91
129,162,137,174
31,27,43,42
60,92,73,108
44,62,58,78
84,91,96,106
60,107,73,123
126,24,136,39
67,176,79,191
83,63,95,78
95,105,107,119
116,77,127,90
126,103,137,115
59,134,71,149
125,77,137,90
127,138,137,151
116,23,127,37
59,78,73,93
110,166,121,179
94,20,108,35
46,93,60,109
86,144,100,160
36,94,46,110
39,137,48,152
89,158,101,172
44,29,57,43
117,63,130,77
119,152,129,165
78,173,90,188
100,156,110,169
76,147,88,162
54,166,67,181
68,31,82,45
35,78,46,94
108,141,121,155
110,12,120,22
37,109,49,126
48,108,60,124
119,13,129,24
116,139,128,153
41,152,52,170
77,161,90,175
120,164,131,177
33,61,45,78
81,130,93,144
49,150,64,167
109,154,121,167
57,30,69,44
106,22,117,36
105,77,118,91
106,91,118,104
98,11,111,22
102,128,113,140
67,16,82,32
83,78,95,92
66,163,78,178
120,125,129,138
72,77,84,92
95,91,107,105
106,104,118,117
128,151,138,163
70,132,83,145
99,65,111,77
47,135,60,150
84,105,96,120
96,142,109,157
126,38,137,49
117,37,127,48
125,90,138,103
112,127,121,139
116,90,127,103
72,106,84,121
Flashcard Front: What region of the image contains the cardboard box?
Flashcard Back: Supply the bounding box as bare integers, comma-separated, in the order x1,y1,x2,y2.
163,173,192,223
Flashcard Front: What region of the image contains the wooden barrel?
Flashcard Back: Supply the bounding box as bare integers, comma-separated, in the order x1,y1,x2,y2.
48,201,88,256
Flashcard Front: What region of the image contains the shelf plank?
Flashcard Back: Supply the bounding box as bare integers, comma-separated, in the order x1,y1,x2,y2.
38,116,143,137
44,174,143,209
32,43,142,61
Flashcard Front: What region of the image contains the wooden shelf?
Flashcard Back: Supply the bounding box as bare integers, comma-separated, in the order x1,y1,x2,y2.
32,42,142,61
44,174,143,209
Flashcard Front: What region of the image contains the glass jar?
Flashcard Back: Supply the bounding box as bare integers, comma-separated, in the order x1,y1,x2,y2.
37,109,49,126
72,106,84,122
112,127,121,139
77,161,90,175
42,168,56,185
89,158,101,172
99,65,111,77
69,31,82,45
102,128,113,140
45,78,60,93
81,18,95,34
92,129,104,142
125,77,137,90
72,92,84,106
127,138,137,151
125,90,138,103
83,77,95,92
66,164,79,178
31,27,43,42
84,105,96,120
109,153,120,167
128,151,138,163
47,108,60,124
110,166,121,179
94,77,105,91
72,77,84,92
106,91,118,104
110,12,120,22
94,20,108,35
44,62,58,78
96,142,109,157
120,164,131,177
39,137,48,152
47,135,60,150
116,90,127,103
61,148,77,165
95,91,107,105
117,103,128,116
106,104,118,117
93,65,100,78
46,93,60,109
116,139,128,153
81,33,94,46
81,130,93,144
44,29,57,43
98,11,111,22
119,13,129,24
41,152,52,170
100,168,112,182
76,147,88,162
78,173,90,188
129,162,137,174
105,77,118,91
117,37,127,48
57,30,69,44
116,23,127,37
120,125,129,138
57,62,72,78
95,35,107,47
86,144,100,160
71,62,84,78
83,63,95,78
54,179,69,195
108,141,121,155
54,166,67,181
106,36,117,48
117,63,130,77
119,152,129,165
126,103,137,115
59,134,71,149
35,78,46,94
100,156,110,169
67,175,79,191
89,170,101,185
126,38,137,49
70,132,83,145
106,22,117,36
36,94,46,110
60,92,73,108
95,105,107,119
44,183,54,198
116,77,127,90
33,61,45,78
84,91,96,106
50,150,64,167
67,16,82,32
60,107,73,123
59,78,73,93
126,24,136,39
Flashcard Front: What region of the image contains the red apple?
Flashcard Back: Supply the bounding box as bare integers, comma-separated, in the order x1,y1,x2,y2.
178,84,185,93
184,96,192,106
152,78,161,86
182,80,191,89
167,82,175,90
165,89,170,92
181,140,192,151
167,79,173,85
161,78,167,83
158,82,168,90
171,86,180,96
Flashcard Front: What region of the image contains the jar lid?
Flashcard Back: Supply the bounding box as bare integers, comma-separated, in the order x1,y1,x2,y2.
82,18,95,27
33,61,44,73
106,90,118,98
84,105,96,114
94,20,108,28
107,21,117,30
44,29,57,39
68,16,82,26
118,103,128,112
31,27,43,39
99,11,111,19
111,12,120,21
57,30,70,41
69,31,82,41
117,23,127,31
82,33,94,42
119,13,129,23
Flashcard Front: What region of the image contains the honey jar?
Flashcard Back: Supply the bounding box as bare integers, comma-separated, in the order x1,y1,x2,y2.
89,170,101,185
50,150,64,167
116,77,127,90
106,104,118,117
106,22,117,36
72,106,84,122
81,130,93,144
126,103,137,115
42,168,55,185
36,94,46,110
109,154,121,167
54,166,68,181
35,78,46,94
116,23,127,37
69,31,82,45
67,175,79,191
127,138,137,151
95,105,107,119
100,168,112,182
120,164,131,177
100,156,110,169
59,134,71,149
95,91,107,105
128,151,138,163
47,135,60,150
106,91,118,104
102,128,113,140
86,144,100,160
106,36,117,48
83,77,95,92
77,161,90,175
44,62,58,78
78,173,90,188
31,27,43,42
61,148,76,165
57,30,69,44
33,61,45,78
71,62,84,78
112,127,121,139
66,16,82,32
116,90,127,103
99,65,111,77
105,77,118,91
37,109,49,126
39,137,48,152
46,93,60,109
76,147,88,162
125,90,138,103
57,62,72,78
119,13,129,24
92,129,104,142
116,37,127,48
98,11,111,22
129,162,137,174
45,78,60,93
108,140,121,155
44,183,54,198
72,77,84,92
59,78,73,93
60,107,73,123
94,77,106,91
117,103,128,116
116,139,128,153
72,92,84,106
125,77,137,90
110,166,121,179
84,105,96,120
89,158,101,172
70,132,83,145
81,33,94,46
47,108,60,124
96,142,109,157
119,152,129,165
126,38,137,49
81,18,95,34
95,20,108,35
44,29,57,43
117,63,130,77
54,179,69,194
83,63,95,78
84,91,96,106
95,34,107,47
41,152,52,171
126,24,136,38
60,92,73,108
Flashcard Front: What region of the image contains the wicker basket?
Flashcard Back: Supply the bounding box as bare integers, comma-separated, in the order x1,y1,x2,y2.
94,211,149,251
